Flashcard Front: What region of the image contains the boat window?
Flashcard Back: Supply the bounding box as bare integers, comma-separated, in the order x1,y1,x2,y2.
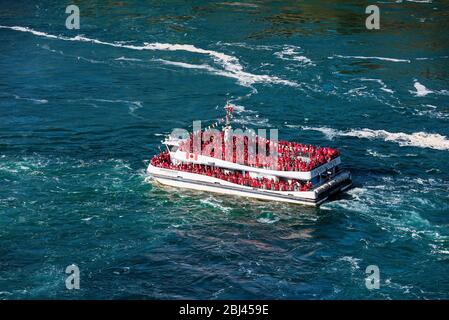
170,145,179,152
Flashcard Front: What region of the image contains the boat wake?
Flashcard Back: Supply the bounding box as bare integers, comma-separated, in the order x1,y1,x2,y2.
81,98,144,118
0,25,297,88
300,126,449,151
322,176,449,255
12,94,48,104
115,56,143,62
153,58,296,87
330,54,411,63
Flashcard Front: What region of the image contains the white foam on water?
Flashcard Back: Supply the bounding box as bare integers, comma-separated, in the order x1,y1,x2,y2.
127,101,143,116
0,26,60,38
84,98,143,118
381,87,395,94
256,212,281,224
301,126,340,140
302,126,449,150
85,98,142,107
200,197,232,213
411,81,433,96
232,115,270,127
76,56,106,64
256,216,280,224
410,80,449,97
229,104,250,113
0,25,297,88
413,104,449,120
406,0,432,3
345,86,368,96
155,58,298,87
338,256,361,270
330,54,411,63
223,101,271,127
38,43,107,65
218,2,259,8
13,94,48,104
274,45,314,66
217,42,275,51
324,176,449,261
358,78,395,94
415,55,449,61
366,149,392,158
229,104,270,127
154,59,216,72
115,56,143,62
37,43,64,55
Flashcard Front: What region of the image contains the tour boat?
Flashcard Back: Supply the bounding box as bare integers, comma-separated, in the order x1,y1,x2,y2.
146,104,352,206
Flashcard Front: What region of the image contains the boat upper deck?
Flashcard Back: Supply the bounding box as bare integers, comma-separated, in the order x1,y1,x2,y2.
164,130,341,180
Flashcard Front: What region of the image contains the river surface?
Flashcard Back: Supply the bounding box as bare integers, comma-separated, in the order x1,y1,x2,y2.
0,0,448,299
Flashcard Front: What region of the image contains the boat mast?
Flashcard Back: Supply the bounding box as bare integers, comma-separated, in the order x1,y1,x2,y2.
224,102,233,143
225,102,232,130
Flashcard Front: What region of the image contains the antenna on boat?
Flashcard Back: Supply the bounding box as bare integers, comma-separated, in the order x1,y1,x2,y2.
224,102,233,130
224,102,234,143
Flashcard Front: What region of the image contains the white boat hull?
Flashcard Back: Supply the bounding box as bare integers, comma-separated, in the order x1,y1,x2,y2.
146,164,351,206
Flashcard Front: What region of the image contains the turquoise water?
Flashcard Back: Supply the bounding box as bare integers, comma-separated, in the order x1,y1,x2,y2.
1,0,448,299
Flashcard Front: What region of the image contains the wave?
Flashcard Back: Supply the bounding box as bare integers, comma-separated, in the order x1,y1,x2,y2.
415,55,449,61
224,93,271,127
0,25,296,88
115,56,143,62
412,104,449,120
330,54,411,63
322,176,449,249
13,94,48,104
155,58,298,87
410,80,449,97
357,78,395,94
257,216,280,224
411,81,433,96
332,53,448,65
83,98,143,118
405,0,432,3
37,43,108,65
224,102,271,127
37,43,64,55
218,2,259,8
302,126,449,151
366,149,392,158
338,256,361,270
274,45,314,66
76,56,107,64
217,41,276,51
232,114,270,127
200,197,232,213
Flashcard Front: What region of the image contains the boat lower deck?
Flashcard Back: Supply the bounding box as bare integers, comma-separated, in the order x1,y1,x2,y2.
146,165,351,206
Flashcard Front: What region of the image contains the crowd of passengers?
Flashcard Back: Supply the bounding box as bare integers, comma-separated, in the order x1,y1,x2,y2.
178,131,339,172
151,151,313,192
